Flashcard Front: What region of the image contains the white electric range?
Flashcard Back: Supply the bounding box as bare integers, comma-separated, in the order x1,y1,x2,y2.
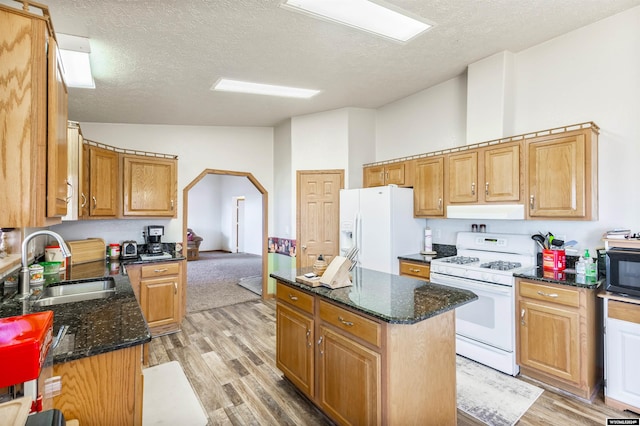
429,232,536,376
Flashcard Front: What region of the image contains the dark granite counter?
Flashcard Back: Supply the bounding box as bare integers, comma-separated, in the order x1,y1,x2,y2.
0,260,153,364
270,267,477,324
397,244,457,265
514,266,603,289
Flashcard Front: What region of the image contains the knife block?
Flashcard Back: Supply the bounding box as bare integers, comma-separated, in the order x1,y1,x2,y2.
319,256,352,289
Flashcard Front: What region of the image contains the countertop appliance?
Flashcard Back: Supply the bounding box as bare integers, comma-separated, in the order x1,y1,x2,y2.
429,232,537,376
121,240,138,259
0,311,56,413
339,186,424,275
146,225,164,254
605,243,640,299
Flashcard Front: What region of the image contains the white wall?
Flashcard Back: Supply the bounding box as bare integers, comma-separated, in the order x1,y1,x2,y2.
375,75,468,158
52,123,273,247
273,119,293,238
187,174,222,251
376,6,640,253
218,175,262,255
347,108,376,189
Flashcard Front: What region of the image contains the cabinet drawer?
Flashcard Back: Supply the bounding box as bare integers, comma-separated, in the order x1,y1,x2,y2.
277,282,314,315
608,300,640,324
399,261,430,279
519,281,579,307
320,301,381,348
140,262,180,278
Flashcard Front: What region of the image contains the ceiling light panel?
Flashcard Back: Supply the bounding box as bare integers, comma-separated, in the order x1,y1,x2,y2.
57,33,95,89
281,0,432,42
211,79,320,99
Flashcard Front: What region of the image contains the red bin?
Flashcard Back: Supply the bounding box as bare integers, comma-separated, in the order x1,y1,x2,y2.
542,249,566,271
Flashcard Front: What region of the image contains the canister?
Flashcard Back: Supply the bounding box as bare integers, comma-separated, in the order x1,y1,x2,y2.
29,264,44,285
542,249,566,271
109,243,121,259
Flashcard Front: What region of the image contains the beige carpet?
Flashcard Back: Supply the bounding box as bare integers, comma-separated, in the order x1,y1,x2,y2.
457,355,543,426
142,361,208,425
186,251,261,312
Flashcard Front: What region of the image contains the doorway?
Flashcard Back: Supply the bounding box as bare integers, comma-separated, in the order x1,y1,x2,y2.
183,169,269,308
233,196,245,253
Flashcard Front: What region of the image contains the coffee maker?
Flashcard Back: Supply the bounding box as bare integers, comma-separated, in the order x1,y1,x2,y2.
146,225,164,254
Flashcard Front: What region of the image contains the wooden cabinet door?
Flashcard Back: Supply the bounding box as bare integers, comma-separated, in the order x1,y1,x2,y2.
363,166,385,188
89,146,119,217
46,38,69,218
414,157,444,217
528,134,586,217
384,163,405,186
317,326,381,426
140,275,180,329
518,299,580,384
276,303,314,398
448,151,478,203
484,143,520,202
122,155,177,217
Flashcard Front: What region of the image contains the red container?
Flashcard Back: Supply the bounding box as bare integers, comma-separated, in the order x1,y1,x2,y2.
542,249,566,271
0,311,53,388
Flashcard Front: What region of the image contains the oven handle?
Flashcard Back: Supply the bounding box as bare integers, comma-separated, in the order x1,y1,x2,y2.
430,272,512,296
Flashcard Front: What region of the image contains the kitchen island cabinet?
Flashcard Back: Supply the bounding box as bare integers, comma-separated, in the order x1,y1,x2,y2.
271,267,477,425
0,2,68,227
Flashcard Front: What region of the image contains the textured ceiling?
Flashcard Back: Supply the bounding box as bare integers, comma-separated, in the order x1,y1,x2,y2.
36,0,640,127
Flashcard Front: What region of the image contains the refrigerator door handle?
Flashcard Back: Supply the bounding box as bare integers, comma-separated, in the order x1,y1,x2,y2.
355,212,362,265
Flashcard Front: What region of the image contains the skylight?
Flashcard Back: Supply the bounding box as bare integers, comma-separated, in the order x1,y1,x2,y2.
57,33,95,89
211,78,321,99
280,0,432,42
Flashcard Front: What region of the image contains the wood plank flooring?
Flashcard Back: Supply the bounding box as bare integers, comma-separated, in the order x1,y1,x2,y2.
148,299,639,425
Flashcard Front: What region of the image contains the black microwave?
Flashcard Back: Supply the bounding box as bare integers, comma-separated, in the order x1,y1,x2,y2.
606,248,640,298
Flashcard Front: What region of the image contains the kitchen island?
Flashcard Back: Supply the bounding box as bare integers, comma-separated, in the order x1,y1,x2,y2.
270,267,477,425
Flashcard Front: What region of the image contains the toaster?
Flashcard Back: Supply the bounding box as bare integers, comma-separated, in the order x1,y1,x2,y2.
121,241,138,259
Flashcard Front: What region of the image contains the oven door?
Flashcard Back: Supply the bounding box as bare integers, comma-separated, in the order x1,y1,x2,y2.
606,249,640,298
430,272,514,351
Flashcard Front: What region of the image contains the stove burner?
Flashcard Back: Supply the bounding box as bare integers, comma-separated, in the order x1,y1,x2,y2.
441,256,479,265
480,260,522,271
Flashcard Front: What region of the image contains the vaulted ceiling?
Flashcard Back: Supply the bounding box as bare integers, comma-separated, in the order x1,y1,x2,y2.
40,0,640,127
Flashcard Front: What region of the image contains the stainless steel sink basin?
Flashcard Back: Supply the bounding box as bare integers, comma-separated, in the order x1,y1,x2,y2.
33,277,116,306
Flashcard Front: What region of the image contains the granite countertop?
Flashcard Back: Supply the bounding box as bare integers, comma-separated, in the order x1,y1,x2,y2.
270,267,477,324
398,252,448,264
514,266,603,289
0,253,184,365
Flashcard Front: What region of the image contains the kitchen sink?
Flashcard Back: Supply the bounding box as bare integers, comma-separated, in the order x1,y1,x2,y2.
32,277,116,306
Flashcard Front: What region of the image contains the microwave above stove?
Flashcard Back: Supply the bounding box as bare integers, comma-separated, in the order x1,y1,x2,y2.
606,248,640,299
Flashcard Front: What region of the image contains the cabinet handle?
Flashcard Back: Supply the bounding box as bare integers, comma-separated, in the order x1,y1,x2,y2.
174,282,178,294
288,294,298,301
65,180,74,202
537,291,558,298
485,182,489,196
338,316,354,327
81,193,87,208
306,329,311,348
530,195,535,209
154,268,168,273
317,336,324,355
521,308,526,326
92,196,97,209
409,268,421,273
438,197,442,210
471,182,476,195
171,199,174,210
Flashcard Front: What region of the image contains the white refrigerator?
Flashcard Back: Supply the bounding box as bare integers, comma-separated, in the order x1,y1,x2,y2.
339,186,425,275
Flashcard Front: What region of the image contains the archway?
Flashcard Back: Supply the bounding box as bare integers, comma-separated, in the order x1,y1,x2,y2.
182,169,269,299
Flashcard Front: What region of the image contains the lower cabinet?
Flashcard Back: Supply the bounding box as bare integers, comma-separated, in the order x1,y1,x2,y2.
516,279,599,400
604,298,640,412
127,260,185,336
398,260,430,280
53,345,143,425
276,280,457,425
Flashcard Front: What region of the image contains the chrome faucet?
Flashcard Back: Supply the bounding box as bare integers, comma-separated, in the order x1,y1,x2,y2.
20,230,71,298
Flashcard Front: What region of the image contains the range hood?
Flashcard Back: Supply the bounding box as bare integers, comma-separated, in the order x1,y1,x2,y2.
446,204,525,220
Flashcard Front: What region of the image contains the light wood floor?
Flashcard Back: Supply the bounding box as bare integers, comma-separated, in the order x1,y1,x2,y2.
148,299,639,425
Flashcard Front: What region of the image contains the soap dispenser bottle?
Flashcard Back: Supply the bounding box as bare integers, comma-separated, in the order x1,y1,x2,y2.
575,250,587,275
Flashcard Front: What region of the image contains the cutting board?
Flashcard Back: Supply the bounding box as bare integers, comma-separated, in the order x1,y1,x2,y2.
67,238,106,264
0,396,31,426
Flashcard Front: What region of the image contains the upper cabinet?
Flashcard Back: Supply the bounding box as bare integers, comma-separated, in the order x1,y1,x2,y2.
414,156,445,217
363,161,413,188
83,145,120,218
447,142,522,205
527,125,599,220
122,155,177,217
0,4,68,227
